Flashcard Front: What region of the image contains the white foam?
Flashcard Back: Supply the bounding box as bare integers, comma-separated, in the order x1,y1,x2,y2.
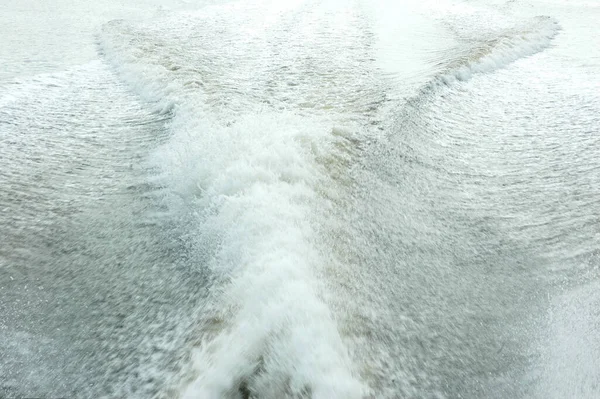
162,111,364,398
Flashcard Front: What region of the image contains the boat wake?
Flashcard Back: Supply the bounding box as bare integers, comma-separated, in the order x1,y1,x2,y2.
98,2,561,398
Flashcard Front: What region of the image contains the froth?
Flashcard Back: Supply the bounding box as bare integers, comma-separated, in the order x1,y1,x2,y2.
156,108,363,397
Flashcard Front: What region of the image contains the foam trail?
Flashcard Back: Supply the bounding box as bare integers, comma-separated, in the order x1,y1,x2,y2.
163,111,364,398
99,3,366,396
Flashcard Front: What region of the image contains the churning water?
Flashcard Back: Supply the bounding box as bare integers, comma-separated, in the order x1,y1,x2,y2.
1,0,599,398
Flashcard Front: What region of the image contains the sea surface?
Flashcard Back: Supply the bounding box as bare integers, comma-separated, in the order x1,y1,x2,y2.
1,0,599,398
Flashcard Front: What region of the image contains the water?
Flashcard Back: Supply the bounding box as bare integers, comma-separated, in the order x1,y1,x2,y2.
1,0,599,398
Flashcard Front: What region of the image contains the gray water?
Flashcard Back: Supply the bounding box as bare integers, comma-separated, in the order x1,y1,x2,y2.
1,0,599,398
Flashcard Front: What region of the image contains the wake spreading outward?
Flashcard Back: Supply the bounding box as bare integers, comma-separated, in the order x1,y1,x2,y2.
1,0,599,398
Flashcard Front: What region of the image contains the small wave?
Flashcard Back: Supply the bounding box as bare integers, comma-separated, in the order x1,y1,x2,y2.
428,16,560,89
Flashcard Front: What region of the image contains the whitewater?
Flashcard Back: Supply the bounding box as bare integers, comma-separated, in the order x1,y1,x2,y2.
1,0,599,398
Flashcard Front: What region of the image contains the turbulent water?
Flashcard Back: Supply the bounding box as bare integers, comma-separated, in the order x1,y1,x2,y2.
1,0,599,398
